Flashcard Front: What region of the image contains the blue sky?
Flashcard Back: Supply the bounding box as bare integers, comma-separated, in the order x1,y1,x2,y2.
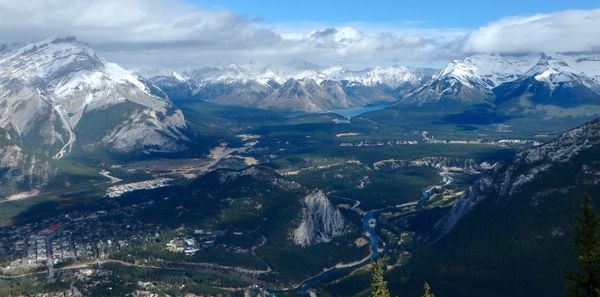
193,0,600,28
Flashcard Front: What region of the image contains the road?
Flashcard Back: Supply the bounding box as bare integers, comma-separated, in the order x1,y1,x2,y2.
45,236,54,278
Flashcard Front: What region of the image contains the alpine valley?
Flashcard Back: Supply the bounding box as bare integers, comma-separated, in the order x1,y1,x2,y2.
0,36,599,297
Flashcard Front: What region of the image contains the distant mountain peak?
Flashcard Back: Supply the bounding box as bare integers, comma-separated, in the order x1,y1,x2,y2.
524,54,582,84
404,52,600,108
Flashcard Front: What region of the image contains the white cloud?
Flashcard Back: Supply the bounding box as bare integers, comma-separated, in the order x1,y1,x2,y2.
460,9,600,54
0,0,465,70
0,0,279,45
0,1,598,71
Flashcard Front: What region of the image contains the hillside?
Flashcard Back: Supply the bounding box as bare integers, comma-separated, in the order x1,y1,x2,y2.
391,118,600,297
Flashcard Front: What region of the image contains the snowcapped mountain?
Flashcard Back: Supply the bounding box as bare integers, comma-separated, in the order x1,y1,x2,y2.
405,54,539,105
439,54,538,89
324,66,436,88
559,54,600,83
494,54,600,107
435,117,600,237
0,37,188,158
151,64,436,112
403,53,600,109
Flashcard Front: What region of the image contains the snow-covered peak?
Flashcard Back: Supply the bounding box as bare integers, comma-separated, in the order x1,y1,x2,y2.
0,36,150,95
437,54,539,90
529,55,576,84
0,37,187,158
172,71,188,82
0,37,101,84
323,66,434,88
521,54,597,90
188,64,260,85
179,63,433,88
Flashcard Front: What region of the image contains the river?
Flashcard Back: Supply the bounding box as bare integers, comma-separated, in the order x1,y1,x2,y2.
273,170,454,294
418,171,453,207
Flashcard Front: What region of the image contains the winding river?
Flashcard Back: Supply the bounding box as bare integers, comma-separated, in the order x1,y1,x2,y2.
273,170,454,293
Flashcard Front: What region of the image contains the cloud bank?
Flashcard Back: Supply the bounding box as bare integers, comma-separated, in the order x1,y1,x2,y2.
460,9,600,54
0,0,599,71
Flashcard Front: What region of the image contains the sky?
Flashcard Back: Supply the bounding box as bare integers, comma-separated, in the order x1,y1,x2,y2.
0,0,599,72
194,0,600,28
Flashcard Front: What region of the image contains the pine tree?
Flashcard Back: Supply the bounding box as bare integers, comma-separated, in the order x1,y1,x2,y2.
422,281,435,297
567,195,600,297
369,259,391,297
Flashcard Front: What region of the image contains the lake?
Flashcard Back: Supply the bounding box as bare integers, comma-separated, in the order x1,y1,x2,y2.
328,103,390,119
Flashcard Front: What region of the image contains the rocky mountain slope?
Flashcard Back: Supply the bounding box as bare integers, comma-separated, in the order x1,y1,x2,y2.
396,117,600,297
435,117,600,237
207,167,347,246
0,128,53,197
405,54,537,105
0,37,188,158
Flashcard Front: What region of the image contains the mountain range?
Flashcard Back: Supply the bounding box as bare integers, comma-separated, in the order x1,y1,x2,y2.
3,37,597,119
151,52,600,113
151,64,437,112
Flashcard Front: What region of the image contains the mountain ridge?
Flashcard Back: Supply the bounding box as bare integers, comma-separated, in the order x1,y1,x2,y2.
151,64,436,112
434,117,600,238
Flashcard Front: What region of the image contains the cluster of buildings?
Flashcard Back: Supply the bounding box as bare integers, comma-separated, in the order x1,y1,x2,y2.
166,237,199,255
0,205,156,276
165,229,250,256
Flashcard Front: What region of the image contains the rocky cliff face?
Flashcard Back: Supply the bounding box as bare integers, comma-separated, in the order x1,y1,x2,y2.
293,191,347,246
0,129,53,197
434,118,600,237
